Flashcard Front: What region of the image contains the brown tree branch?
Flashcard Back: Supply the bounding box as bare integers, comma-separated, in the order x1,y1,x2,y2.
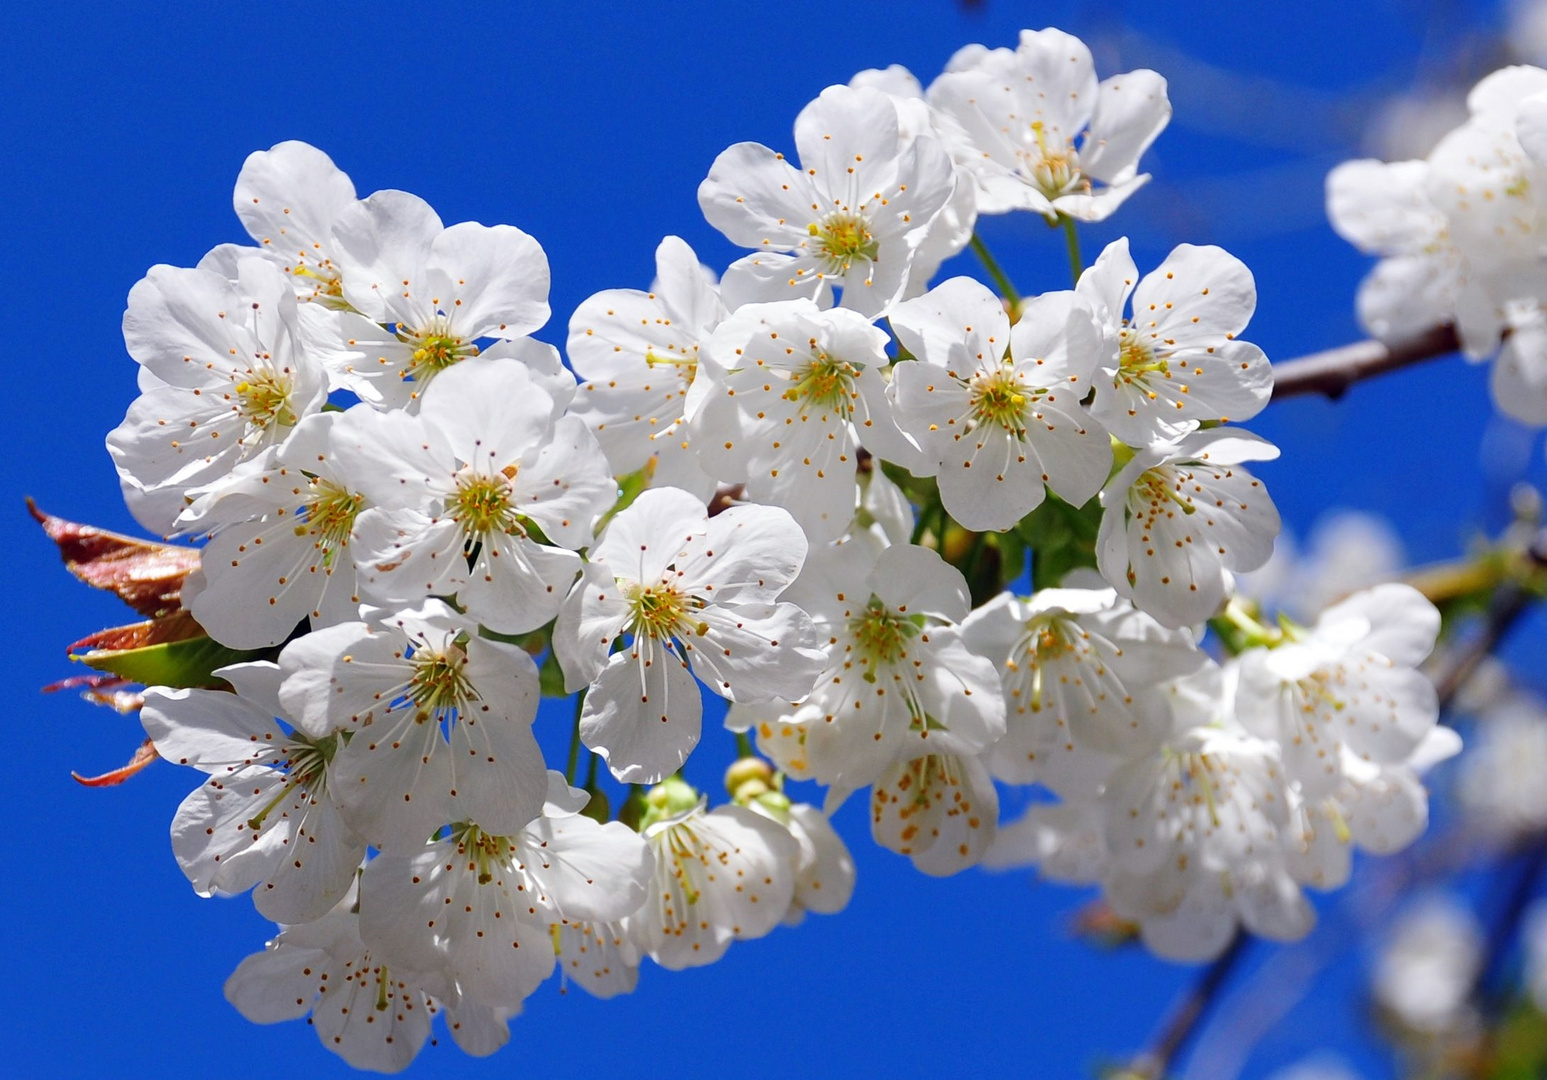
1268,324,1463,402
1126,933,1250,1080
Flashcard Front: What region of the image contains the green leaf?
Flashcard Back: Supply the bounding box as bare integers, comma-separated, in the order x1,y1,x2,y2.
1016,495,1102,590
77,634,269,689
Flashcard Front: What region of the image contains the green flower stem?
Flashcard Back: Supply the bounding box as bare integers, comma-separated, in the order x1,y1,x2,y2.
735,730,754,758
564,690,586,786
1060,214,1083,284
969,233,1021,307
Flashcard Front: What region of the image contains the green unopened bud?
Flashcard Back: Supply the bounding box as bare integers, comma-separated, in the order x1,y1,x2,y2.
640,774,700,828
753,789,792,825
725,756,773,798
733,777,769,802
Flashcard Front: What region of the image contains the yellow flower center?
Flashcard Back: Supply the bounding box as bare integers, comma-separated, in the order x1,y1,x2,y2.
807,211,879,272
451,471,518,537
399,315,479,384
783,351,859,418
297,478,363,566
406,643,476,717
234,369,298,432
448,822,517,885
967,366,1034,435
1025,120,1090,200
1117,331,1168,381
625,581,705,640
849,601,919,672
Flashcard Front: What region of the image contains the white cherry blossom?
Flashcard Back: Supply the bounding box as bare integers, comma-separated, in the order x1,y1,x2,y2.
624,781,798,970
552,487,824,784
1373,895,1483,1034
1076,238,1273,447
774,540,1005,797
698,83,955,317
1325,158,1472,347
927,28,1170,222
359,774,653,1009
1103,709,1312,961
692,298,922,542
566,235,725,499
983,799,1107,884
346,359,613,634
317,190,553,409
230,140,360,306
174,410,371,649
553,919,640,1000
890,277,1111,530
870,751,999,876
226,898,511,1072
139,662,364,924
1426,69,1547,335
1286,726,1459,891
108,256,329,534
1234,583,1443,798
276,600,548,848
742,786,857,921
1096,429,1281,628
960,586,1204,792
1458,691,1547,838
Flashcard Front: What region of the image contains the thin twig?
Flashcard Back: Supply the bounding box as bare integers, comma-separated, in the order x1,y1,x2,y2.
1268,323,1462,402
1128,933,1250,1079
1431,529,1547,708
1476,841,1547,1017
968,233,1021,307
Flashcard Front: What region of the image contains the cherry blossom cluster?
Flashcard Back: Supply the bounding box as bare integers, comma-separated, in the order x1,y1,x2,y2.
981,581,1456,959
1328,64,1547,424
89,25,1462,1071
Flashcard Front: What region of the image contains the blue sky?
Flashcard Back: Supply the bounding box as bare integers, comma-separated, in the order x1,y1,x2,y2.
3,1,1540,1076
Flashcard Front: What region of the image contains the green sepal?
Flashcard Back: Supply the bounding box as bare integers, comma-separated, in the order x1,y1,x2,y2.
597,464,654,535
77,634,269,689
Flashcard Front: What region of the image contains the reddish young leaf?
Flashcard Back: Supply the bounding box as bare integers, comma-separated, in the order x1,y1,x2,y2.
66,610,204,655
41,673,145,714
71,737,159,787
29,498,200,618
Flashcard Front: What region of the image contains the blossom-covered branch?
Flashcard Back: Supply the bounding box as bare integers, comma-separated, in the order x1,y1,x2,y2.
47,20,1547,1076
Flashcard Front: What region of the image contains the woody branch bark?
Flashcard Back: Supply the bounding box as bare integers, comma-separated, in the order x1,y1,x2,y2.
1268,324,1464,402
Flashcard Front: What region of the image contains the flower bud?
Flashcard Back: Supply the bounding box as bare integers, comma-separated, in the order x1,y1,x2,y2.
725,756,774,799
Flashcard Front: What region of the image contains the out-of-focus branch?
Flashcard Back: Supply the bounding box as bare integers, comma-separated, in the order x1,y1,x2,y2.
1430,528,1547,707
1269,324,1463,402
1475,840,1547,1017
1125,934,1250,1080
